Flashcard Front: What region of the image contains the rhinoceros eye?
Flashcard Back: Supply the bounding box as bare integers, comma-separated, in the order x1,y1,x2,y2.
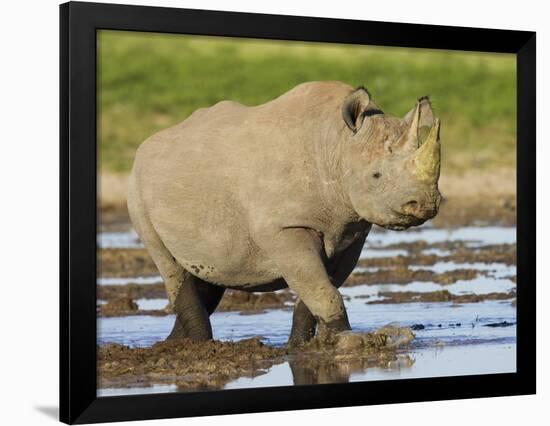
372,172,381,179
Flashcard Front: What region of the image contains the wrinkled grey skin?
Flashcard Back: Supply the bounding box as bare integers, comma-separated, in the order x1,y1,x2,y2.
127,81,442,346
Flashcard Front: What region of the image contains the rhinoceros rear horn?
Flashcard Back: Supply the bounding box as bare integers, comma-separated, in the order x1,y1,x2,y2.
394,96,435,152
341,87,379,133
404,96,434,128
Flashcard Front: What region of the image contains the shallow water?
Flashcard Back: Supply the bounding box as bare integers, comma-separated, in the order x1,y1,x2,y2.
360,248,408,259
136,298,168,310
98,229,142,249
421,248,452,256
98,275,162,286
98,299,516,349
99,383,177,397
345,278,515,298
97,225,517,394
366,226,516,247
409,261,515,277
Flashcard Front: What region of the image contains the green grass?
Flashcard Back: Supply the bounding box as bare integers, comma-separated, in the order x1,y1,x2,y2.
98,30,516,173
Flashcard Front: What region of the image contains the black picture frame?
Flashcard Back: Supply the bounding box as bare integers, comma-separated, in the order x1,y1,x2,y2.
60,1,536,423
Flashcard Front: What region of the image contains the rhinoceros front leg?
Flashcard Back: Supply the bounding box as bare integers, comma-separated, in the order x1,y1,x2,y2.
268,228,351,339
288,235,367,348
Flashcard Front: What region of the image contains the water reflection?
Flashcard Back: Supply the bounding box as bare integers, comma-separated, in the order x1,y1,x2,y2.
223,343,515,391
288,353,415,385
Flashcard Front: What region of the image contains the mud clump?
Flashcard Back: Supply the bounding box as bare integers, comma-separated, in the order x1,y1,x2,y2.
287,326,416,385
98,338,286,390
367,290,516,304
98,283,166,301
217,290,295,313
97,299,169,318
344,266,479,287
99,248,157,278
99,297,139,317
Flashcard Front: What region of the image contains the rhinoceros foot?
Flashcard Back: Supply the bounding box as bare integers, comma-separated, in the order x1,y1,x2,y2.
293,324,415,355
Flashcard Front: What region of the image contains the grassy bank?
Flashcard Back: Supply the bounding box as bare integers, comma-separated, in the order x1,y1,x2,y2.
98,30,516,174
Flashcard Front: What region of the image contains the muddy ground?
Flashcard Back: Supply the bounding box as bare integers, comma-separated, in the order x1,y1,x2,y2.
98,338,286,390
98,326,415,391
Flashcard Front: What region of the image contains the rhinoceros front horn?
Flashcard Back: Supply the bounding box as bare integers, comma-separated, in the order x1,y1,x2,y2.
414,118,441,183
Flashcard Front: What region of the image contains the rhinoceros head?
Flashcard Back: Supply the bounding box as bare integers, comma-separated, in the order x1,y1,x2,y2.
341,87,442,230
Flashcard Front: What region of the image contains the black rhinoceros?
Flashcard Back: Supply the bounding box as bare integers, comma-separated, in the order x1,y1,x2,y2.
127,81,441,347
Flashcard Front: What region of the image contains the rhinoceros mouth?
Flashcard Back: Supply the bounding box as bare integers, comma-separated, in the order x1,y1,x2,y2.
383,222,422,231
378,210,431,231
393,210,429,224
384,224,408,231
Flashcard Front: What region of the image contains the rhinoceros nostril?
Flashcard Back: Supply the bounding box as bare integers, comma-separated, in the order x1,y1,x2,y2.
401,200,421,216
403,200,418,209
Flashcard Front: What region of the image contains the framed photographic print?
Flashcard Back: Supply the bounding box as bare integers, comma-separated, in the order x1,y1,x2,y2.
60,1,536,423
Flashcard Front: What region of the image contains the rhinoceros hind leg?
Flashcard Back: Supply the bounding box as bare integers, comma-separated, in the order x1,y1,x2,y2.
288,299,316,348
194,279,226,315
128,175,212,341
166,271,214,341
128,179,218,342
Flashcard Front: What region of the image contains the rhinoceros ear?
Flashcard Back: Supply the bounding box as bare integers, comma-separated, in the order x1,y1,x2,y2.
342,87,375,133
